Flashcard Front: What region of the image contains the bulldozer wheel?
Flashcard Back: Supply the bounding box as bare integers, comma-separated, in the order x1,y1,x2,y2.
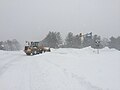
32,50,37,55
26,53,31,55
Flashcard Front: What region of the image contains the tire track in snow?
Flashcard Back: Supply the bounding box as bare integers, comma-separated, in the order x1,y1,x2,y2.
11,58,33,90
0,55,25,76
22,59,33,90
44,58,105,90
26,55,71,90
0,54,13,60
27,59,50,90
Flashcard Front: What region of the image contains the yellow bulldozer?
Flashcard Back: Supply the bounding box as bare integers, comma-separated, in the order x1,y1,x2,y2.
24,41,50,55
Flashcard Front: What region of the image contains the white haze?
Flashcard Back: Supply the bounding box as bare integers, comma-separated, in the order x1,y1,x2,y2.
0,0,120,43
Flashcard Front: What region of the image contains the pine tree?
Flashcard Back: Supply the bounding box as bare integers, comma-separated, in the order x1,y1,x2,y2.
83,33,92,47
91,35,103,49
108,36,120,50
65,32,74,48
42,31,62,48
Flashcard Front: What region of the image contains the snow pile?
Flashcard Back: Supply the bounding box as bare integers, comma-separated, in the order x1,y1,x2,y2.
0,47,120,90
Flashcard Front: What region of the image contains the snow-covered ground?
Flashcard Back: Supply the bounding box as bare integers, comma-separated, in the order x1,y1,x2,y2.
0,47,120,90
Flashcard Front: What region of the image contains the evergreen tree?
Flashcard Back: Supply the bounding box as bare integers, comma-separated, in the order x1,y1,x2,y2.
65,32,74,48
72,34,81,48
0,41,4,50
42,31,63,48
108,36,120,50
12,39,21,50
83,32,92,47
101,38,109,47
56,32,63,47
91,35,103,49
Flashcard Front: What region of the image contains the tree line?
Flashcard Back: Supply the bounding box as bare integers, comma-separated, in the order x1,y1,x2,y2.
0,32,119,51
40,31,120,51
0,39,21,51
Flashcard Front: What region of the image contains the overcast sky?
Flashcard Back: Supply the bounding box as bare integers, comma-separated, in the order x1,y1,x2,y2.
0,0,120,43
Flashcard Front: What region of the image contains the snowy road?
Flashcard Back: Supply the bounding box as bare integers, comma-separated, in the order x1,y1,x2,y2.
0,48,120,90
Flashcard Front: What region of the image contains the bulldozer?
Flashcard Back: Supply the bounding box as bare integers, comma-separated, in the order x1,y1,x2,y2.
24,41,51,55
24,41,43,55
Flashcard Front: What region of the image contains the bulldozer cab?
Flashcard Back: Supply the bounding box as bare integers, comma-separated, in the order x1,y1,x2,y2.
31,42,39,47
